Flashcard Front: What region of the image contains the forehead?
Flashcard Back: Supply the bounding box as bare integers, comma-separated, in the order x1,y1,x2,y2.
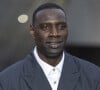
35,8,66,23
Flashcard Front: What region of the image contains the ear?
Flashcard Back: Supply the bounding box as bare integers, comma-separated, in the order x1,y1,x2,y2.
30,24,35,35
29,24,36,41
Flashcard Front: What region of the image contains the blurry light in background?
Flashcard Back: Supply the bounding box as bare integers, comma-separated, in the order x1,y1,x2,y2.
18,14,29,23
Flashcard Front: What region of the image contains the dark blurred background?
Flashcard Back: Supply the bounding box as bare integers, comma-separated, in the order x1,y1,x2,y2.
0,0,100,71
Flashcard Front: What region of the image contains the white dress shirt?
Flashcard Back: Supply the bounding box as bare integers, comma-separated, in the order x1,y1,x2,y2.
33,47,65,90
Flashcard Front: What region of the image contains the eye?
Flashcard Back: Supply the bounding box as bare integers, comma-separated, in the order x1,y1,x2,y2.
57,23,67,30
39,23,51,31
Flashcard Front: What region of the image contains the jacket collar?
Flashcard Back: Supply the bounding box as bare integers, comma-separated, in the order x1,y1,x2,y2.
22,52,80,90
58,53,80,90
22,53,51,90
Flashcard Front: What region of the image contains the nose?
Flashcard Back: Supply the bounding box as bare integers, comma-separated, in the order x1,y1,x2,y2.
49,25,58,37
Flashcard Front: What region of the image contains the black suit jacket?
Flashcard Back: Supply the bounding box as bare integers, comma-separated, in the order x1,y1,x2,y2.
0,52,100,90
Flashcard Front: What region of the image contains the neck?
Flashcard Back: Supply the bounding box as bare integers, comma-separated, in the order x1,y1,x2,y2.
37,50,63,66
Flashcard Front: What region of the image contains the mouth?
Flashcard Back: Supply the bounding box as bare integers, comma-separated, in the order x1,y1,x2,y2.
46,41,63,48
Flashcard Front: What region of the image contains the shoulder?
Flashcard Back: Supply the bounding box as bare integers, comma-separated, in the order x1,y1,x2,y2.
65,52,100,78
64,52,100,90
0,53,36,89
0,54,33,80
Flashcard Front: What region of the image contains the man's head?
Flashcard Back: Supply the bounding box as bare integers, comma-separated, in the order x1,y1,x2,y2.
30,3,68,64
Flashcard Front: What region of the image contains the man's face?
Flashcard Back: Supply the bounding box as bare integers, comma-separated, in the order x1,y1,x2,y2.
33,8,68,58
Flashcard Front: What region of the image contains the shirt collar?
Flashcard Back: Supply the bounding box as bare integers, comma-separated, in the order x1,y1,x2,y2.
33,47,65,76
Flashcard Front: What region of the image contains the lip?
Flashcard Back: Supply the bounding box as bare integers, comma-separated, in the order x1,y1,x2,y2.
46,41,63,48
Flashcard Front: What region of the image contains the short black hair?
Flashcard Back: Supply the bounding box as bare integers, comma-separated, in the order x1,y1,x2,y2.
32,3,65,24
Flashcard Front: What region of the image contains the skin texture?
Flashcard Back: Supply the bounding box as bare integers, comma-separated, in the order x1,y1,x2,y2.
30,8,68,66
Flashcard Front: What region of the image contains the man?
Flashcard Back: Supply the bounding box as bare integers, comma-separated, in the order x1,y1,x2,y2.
0,3,100,90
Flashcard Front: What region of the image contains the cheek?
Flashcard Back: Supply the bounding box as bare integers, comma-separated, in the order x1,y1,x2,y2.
61,30,68,39
34,31,47,43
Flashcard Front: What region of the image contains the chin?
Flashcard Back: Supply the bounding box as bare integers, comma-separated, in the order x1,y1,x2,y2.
45,49,63,58
46,53,61,59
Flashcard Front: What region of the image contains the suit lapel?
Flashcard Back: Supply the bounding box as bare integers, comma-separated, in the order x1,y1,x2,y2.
58,53,80,90
22,53,51,90
22,52,80,90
